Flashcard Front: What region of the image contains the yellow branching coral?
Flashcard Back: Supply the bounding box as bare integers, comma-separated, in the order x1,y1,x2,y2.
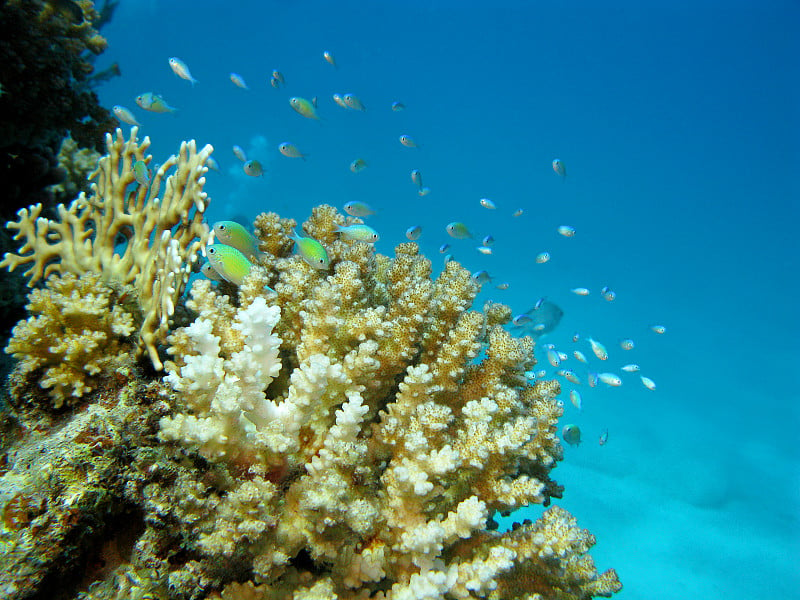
5,272,135,406
154,206,621,599
1,127,214,369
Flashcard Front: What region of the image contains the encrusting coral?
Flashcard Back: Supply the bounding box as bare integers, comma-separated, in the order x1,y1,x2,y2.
1,126,214,373
0,133,619,598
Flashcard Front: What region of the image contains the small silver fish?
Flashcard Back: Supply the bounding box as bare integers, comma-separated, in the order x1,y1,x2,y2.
650,325,667,334
323,50,337,67
471,270,491,285
411,169,423,187
243,160,264,177
571,287,591,296
569,390,582,410
535,252,550,264
439,243,450,253
335,224,379,243
113,105,140,126
496,282,509,290
480,198,496,209
482,235,494,247
417,186,431,196
343,201,375,217
476,246,492,255
573,350,587,363
557,225,576,237
599,429,609,446
233,145,247,162
399,135,418,148
446,222,472,239
230,72,249,89
168,57,197,86
640,376,657,391
391,101,405,111
343,93,366,111
588,372,598,387
620,338,635,350
562,424,581,446
588,338,608,360
621,364,641,372
512,208,524,217
350,158,368,173
598,372,622,386
405,225,422,241
546,347,561,367
552,158,567,178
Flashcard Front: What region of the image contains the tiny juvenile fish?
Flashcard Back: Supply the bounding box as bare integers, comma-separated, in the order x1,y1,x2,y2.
292,230,329,269
588,337,608,360
136,92,177,113
230,72,249,89
233,145,247,162
391,101,405,111
482,235,494,247
546,347,561,367
343,93,366,111
270,77,280,89
480,198,496,209
476,246,492,255
243,160,263,177
411,169,423,188
332,94,348,109
598,372,623,386
350,158,368,173
272,70,285,85
557,225,576,237
621,364,640,372
599,429,609,446
571,288,591,296
133,160,150,186
113,105,140,126
335,224,379,243
602,287,617,301
570,390,582,410
535,252,551,264
620,338,635,350
207,244,252,286
640,375,657,391
206,157,220,172
496,282,510,290
169,57,197,86
512,314,532,326
439,243,450,253
417,186,431,196
399,135,418,148
562,424,581,447
213,221,264,260
588,372,598,387
343,201,375,217
323,50,337,67
406,225,422,241
446,222,472,239
279,142,307,160
573,350,588,363
290,96,320,120
552,158,567,178
563,370,581,385
650,325,667,334
512,208,524,217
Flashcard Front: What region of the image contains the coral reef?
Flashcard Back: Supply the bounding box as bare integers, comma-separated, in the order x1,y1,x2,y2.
2,127,214,372
0,145,619,598
48,135,102,205
5,272,136,407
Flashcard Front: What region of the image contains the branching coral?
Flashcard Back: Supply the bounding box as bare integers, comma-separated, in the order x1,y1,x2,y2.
1,127,214,371
151,205,621,599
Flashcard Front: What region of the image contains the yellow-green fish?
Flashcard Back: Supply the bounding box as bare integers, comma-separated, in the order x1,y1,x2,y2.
201,262,223,281
292,230,329,269
290,96,320,120
135,92,177,113
243,160,263,177
334,224,379,243
350,158,368,173
213,221,265,260
562,424,582,446
446,222,472,239
343,201,375,217
279,142,307,160
133,160,150,186
206,244,252,285
343,93,366,111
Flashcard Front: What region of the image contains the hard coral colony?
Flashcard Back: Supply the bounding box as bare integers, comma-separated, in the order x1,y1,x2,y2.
0,129,620,599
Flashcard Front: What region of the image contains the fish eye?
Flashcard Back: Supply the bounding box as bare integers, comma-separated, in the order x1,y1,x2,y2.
208,247,216,255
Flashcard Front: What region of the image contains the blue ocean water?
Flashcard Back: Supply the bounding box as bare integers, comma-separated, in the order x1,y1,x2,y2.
94,1,799,598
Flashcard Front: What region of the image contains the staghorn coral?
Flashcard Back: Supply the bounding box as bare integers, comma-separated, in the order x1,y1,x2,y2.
5,271,135,407
149,205,620,599
1,127,214,372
